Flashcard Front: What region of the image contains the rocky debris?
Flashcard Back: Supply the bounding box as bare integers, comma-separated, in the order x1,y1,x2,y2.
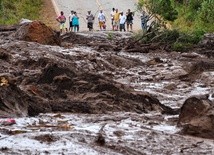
14,21,60,45
19,18,32,25
199,33,214,50
61,32,130,52
146,57,164,65
0,32,176,117
178,96,214,139
25,63,175,115
0,25,18,32
33,134,58,143
197,33,214,58
179,60,214,82
0,84,31,117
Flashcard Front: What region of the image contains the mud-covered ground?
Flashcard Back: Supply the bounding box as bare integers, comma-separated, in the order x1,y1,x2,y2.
0,28,214,154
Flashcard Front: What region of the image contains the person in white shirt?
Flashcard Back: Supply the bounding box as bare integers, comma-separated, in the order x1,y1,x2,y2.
98,10,106,30
110,8,115,30
119,12,126,31
69,10,74,32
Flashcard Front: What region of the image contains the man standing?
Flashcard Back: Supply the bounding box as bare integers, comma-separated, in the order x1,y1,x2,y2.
113,9,120,31
119,12,126,32
56,11,66,34
126,9,134,32
98,10,106,31
69,10,74,32
110,8,115,30
86,11,94,31
141,10,149,32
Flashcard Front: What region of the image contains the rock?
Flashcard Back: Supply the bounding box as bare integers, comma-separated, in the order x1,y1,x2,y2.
147,57,163,65
181,53,200,59
164,83,177,90
0,48,11,61
14,21,60,45
0,85,29,117
19,18,32,25
178,96,214,139
95,133,105,146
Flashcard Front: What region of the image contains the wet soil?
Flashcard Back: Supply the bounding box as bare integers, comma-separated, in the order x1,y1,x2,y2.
0,24,214,154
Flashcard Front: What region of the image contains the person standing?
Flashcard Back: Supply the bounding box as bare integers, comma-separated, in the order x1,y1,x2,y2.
68,10,74,32
113,9,120,31
110,8,115,30
86,11,94,31
119,12,126,32
126,9,134,32
56,11,66,34
98,10,106,31
72,12,79,32
141,10,149,32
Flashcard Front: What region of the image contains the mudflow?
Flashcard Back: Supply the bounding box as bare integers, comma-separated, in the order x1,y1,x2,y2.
0,21,214,154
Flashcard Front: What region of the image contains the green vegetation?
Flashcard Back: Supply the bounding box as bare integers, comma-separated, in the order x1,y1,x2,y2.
0,0,42,25
174,0,214,33
138,0,214,32
107,32,113,40
137,0,214,51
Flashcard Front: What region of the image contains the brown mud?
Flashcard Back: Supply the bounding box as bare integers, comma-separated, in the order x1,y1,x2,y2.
0,21,214,154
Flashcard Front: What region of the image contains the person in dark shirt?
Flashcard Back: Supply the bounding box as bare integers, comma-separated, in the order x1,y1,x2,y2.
126,9,134,32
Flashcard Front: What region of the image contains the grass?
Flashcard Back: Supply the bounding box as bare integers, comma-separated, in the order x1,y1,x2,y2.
0,0,43,25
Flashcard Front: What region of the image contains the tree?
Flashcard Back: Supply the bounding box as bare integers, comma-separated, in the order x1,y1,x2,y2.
138,0,178,22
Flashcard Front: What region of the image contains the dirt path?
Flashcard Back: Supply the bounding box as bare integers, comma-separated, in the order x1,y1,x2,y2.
39,0,59,30
52,0,142,31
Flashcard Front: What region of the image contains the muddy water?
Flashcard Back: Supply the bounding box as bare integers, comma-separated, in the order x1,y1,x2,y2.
0,31,214,154
0,112,214,154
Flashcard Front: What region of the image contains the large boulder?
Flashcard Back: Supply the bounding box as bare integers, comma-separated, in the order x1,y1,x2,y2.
178,96,214,139
14,21,60,45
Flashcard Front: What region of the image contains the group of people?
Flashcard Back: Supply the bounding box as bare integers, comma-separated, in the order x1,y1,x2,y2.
56,8,150,34
96,8,134,32
56,10,80,34
110,8,134,32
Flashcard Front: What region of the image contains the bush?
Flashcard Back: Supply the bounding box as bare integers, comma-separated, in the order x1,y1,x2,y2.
134,29,205,51
198,1,214,23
